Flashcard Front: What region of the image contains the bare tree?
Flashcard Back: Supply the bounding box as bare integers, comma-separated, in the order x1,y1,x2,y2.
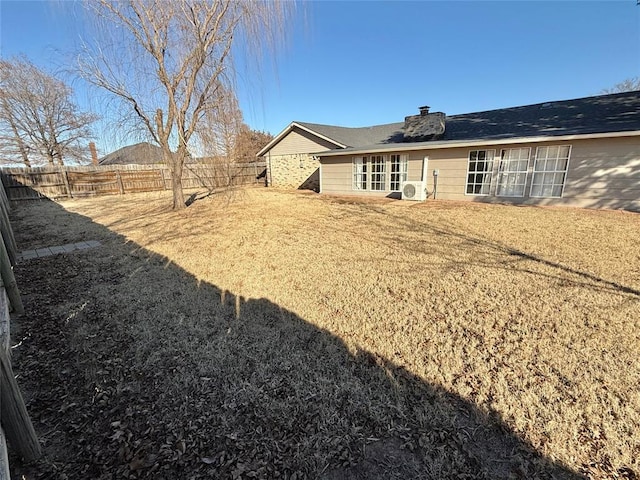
0,57,97,167
233,126,273,163
0,95,32,167
189,89,251,194
601,77,640,94
195,85,245,161
79,0,291,209
193,89,273,163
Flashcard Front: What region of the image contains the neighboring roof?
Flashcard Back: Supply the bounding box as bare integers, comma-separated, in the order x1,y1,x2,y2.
99,142,165,165
260,91,640,158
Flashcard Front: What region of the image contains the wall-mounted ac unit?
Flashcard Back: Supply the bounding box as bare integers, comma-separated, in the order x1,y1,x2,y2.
401,181,426,201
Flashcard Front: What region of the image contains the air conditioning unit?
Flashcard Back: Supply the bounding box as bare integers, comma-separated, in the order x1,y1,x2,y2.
401,181,426,201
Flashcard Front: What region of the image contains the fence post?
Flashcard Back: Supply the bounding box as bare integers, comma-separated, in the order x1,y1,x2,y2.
0,281,8,477
0,233,23,314
61,168,73,199
116,172,125,195
0,349,41,462
0,428,9,480
0,197,17,266
160,168,168,190
0,176,10,211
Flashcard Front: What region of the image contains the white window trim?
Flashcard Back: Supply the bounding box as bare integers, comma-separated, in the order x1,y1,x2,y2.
390,154,409,192
464,149,496,196
495,147,531,198
530,145,572,198
369,155,387,191
352,156,366,190
353,154,408,192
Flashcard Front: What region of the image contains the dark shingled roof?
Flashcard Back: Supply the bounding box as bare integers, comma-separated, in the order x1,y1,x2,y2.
403,111,446,141
99,142,165,165
294,121,404,148
288,91,640,154
441,90,640,142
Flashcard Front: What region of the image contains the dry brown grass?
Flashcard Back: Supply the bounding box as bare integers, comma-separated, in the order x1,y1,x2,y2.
10,188,640,479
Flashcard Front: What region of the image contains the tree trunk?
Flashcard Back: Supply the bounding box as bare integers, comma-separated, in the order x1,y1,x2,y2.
9,125,30,168
46,151,55,165
171,169,184,210
165,149,185,210
17,142,31,168
55,145,64,166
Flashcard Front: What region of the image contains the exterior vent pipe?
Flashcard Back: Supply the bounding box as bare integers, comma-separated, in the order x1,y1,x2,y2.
421,156,429,182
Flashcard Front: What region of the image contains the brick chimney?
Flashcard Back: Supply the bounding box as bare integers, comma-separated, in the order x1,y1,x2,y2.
89,142,99,166
403,106,446,141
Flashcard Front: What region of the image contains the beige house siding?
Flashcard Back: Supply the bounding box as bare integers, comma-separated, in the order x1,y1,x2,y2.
269,128,338,156
320,158,352,192
266,127,340,190
563,137,640,210
319,136,640,211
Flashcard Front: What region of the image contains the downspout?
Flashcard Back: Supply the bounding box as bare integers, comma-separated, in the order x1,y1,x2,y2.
422,156,429,198
433,169,439,199
421,156,429,182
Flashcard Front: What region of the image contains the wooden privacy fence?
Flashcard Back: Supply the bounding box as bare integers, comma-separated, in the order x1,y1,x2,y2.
0,180,40,476
0,162,267,201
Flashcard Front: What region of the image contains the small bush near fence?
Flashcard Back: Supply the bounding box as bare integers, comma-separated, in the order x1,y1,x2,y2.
0,163,266,201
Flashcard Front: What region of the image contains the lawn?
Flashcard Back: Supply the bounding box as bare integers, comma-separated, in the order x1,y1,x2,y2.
8,187,640,479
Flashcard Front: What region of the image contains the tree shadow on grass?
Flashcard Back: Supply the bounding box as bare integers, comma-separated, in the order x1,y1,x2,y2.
342,200,640,299
7,198,587,479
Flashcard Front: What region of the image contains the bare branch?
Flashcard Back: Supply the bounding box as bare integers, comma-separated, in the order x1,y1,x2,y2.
78,0,292,209
0,57,97,166
601,77,640,94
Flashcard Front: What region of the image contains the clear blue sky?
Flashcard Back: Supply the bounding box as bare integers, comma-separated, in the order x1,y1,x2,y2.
1,0,639,154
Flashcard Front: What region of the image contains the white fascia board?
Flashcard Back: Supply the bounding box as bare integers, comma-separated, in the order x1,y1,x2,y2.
314,130,640,158
256,122,347,157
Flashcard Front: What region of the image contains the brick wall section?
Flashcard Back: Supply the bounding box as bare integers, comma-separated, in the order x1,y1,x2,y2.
268,154,320,191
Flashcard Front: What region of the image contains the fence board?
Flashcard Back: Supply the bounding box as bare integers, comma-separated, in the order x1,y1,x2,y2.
67,171,119,197
119,169,165,193
0,180,39,469
0,191,17,266
0,349,41,462
0,162,266,201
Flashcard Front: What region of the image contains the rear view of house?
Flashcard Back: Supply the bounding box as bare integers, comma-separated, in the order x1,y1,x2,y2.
257,122,404,191
261,91,640,211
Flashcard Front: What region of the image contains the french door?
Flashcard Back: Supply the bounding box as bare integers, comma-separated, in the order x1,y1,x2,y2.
496,148,530,197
